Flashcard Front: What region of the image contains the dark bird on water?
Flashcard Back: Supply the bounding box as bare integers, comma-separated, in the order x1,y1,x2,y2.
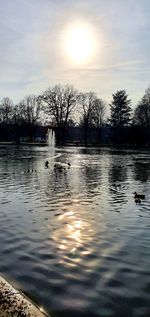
134,192,145,199
135,197,141,204
45,160,49,168
54,164,64,171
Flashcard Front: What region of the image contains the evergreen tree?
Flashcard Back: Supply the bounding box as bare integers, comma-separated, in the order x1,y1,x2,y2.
110,90,132,127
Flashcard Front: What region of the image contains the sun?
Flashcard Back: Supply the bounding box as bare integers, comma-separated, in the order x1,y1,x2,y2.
63,22,97,66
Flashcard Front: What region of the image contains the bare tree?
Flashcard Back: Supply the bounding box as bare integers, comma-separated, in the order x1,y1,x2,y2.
19,95,41,124
41,84,78,143
0,97,13,124
78,92,97,146
12,105,20,124
91,98,106,128
133,87,150,128
17,95,41,141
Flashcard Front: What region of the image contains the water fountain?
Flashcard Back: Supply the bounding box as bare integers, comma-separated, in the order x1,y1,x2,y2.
47,128,55,147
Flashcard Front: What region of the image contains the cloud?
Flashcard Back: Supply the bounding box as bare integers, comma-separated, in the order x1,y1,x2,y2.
0,0,150,105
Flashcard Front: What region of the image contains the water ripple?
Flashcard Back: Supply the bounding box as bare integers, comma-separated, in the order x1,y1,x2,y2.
0,146,150,317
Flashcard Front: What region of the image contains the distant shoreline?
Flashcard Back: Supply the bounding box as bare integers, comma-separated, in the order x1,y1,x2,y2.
0,142,47,146
0,142,150,150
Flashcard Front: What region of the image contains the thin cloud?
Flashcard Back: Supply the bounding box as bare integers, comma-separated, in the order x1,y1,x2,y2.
0,0,150,104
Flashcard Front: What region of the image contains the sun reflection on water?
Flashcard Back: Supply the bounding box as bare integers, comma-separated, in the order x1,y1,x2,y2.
52,207,94,260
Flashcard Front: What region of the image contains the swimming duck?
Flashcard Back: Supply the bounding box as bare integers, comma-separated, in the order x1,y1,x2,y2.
134,192,145,199
135,197,141,204
45,160,49,168
54,164,64,171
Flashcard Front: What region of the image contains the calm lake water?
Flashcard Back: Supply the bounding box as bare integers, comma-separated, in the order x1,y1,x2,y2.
0,146,150,317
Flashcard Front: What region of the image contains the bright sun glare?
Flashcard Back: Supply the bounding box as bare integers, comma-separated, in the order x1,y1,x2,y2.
64,22,97,66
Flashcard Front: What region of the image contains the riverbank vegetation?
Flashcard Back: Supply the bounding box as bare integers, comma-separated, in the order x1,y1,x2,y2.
0,85,150,146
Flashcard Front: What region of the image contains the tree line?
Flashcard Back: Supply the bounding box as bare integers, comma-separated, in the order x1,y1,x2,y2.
0,84,150,146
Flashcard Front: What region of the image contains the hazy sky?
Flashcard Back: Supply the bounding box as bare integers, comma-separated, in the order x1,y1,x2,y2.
0,0,150,107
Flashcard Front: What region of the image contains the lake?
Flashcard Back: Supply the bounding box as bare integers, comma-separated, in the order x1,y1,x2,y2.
0,146,150,317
